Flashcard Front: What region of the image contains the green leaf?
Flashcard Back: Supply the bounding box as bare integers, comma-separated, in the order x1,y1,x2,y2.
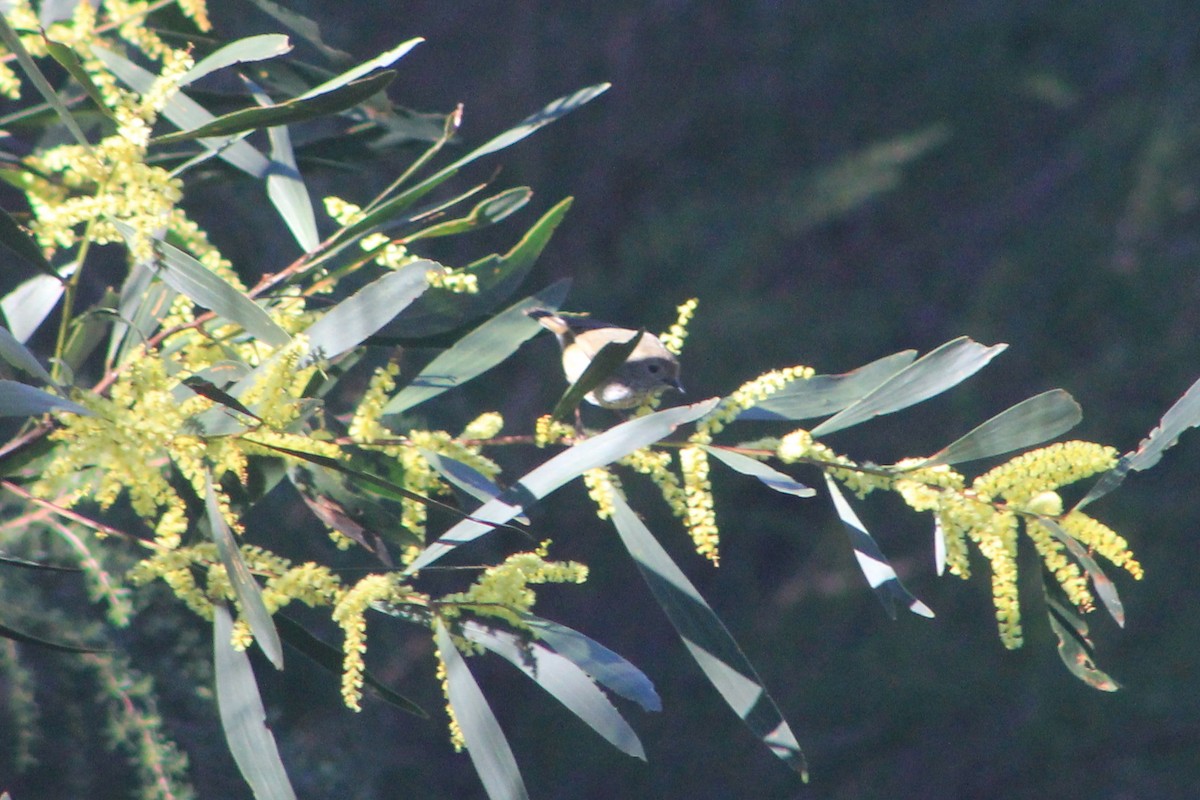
43,36,114,119
274,614,426,716
206,474,284,669
383,281,569,415
406,187,533,241
913,389,1082,466
736,350,918,421
213,603,298,800
461,621,646,760
405,398,720,574
434,619,530,800
0,554,80,572
242,0,354,64
519,614,661,712
824,474,934,619
550,331,645,423
180,34,294,86
113,222,292,348
1077,375,1200,510
0,325,54,384
302,259,432,361
810,338,1007,436
0,16,89,146
0,619,103,653
381,198,575,339
1042,588,1119,691
300,38,422,100
421,450,530,525
92,46,272,178
244,77,320,253
154,72,395,145
2,269,71,343
703,446,816,498
0,207,59,279
606,490,808,779
1038,519,1124,627
0,380,92,417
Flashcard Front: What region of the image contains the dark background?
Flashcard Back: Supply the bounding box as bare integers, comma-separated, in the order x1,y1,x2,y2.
13,2,1200,798
216,2,1200,799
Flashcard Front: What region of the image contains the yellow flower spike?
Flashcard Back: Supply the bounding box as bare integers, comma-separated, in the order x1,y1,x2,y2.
349,362,400,443
621,448,688,519
324,196,364,225
659,298,698,356
438,544,588,628
461,412,504,441
1025,520,1093,611
332,574,412,712
698,365,815,440
970,510,1023,648
583,468,621,520
1058,511,1144,579
534,415,574,447
972,441,1118,506
679,445,720,565
434,646,467,752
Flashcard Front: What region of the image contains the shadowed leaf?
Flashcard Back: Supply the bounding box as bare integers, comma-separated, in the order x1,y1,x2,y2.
915,389,1082,466
737,350,918,421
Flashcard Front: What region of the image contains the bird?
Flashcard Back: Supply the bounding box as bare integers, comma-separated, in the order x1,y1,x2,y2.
526,308,684,409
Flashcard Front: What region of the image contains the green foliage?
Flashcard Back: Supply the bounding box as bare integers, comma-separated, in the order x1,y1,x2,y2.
0,3,1194,799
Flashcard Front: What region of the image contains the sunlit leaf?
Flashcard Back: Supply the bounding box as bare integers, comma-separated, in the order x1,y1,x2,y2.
154,72,395,145
405,398,720,573
247,77,320,253
518,614,661,712
43,36,113,118
462,621,646,760
206,474,283,669
736,350,918,421
213,604,298,800
810,338,1007,436
383,281,569,415
302,259,432,361
181,34,293,86
824,475,934,618
243,0,354,64
606,490,808,779
0,325,53,384
113,222,292,348
274,614,425,716
1076,375,1200,510
300,38,422,99
1043,589,1119,691
434,619,530,800
92,46,272,178
0,16,88,146
421,450,529,525
704,446,816,498
2,268,72,344
0,380,92,417
914,389,1082,466
406,187,533,241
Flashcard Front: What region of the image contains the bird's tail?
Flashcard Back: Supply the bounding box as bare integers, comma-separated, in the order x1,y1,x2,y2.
525,307,572,337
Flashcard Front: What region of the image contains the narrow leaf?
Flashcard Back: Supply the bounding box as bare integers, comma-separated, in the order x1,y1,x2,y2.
915,389,1082,466
1043,590,1119,691
243,0,354,64
1038,519,1125,627
383,281,569,415
0,380,91,417
246,77,320,253
1077,375,1200,510
43,37,113,118
406,187,533,241
206,475,284,669
737,350,918,421
811,338,1007,436
607,490,808,779
823,474,934,618
181,35,293,86
300,38,422,99
0,16,88,145
0,619,103,653
434,619,530,800
0,325,54,384
550,331,644,423
302,259,432,360
0,554,81,572
274,614,426,716
92,46,272,178
421,450,530,525
0,207,58,278
520,614,661,712
462,621,646,760
405,398,720,573
213,604,298,800
703,446,816,498
154,72,395,145
114,222,291,348
2,271,69,343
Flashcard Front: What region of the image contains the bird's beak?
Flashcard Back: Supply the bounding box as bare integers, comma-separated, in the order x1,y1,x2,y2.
670,379,685,394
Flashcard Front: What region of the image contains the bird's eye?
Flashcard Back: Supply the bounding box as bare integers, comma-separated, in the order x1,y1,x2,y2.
647,363,661,374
